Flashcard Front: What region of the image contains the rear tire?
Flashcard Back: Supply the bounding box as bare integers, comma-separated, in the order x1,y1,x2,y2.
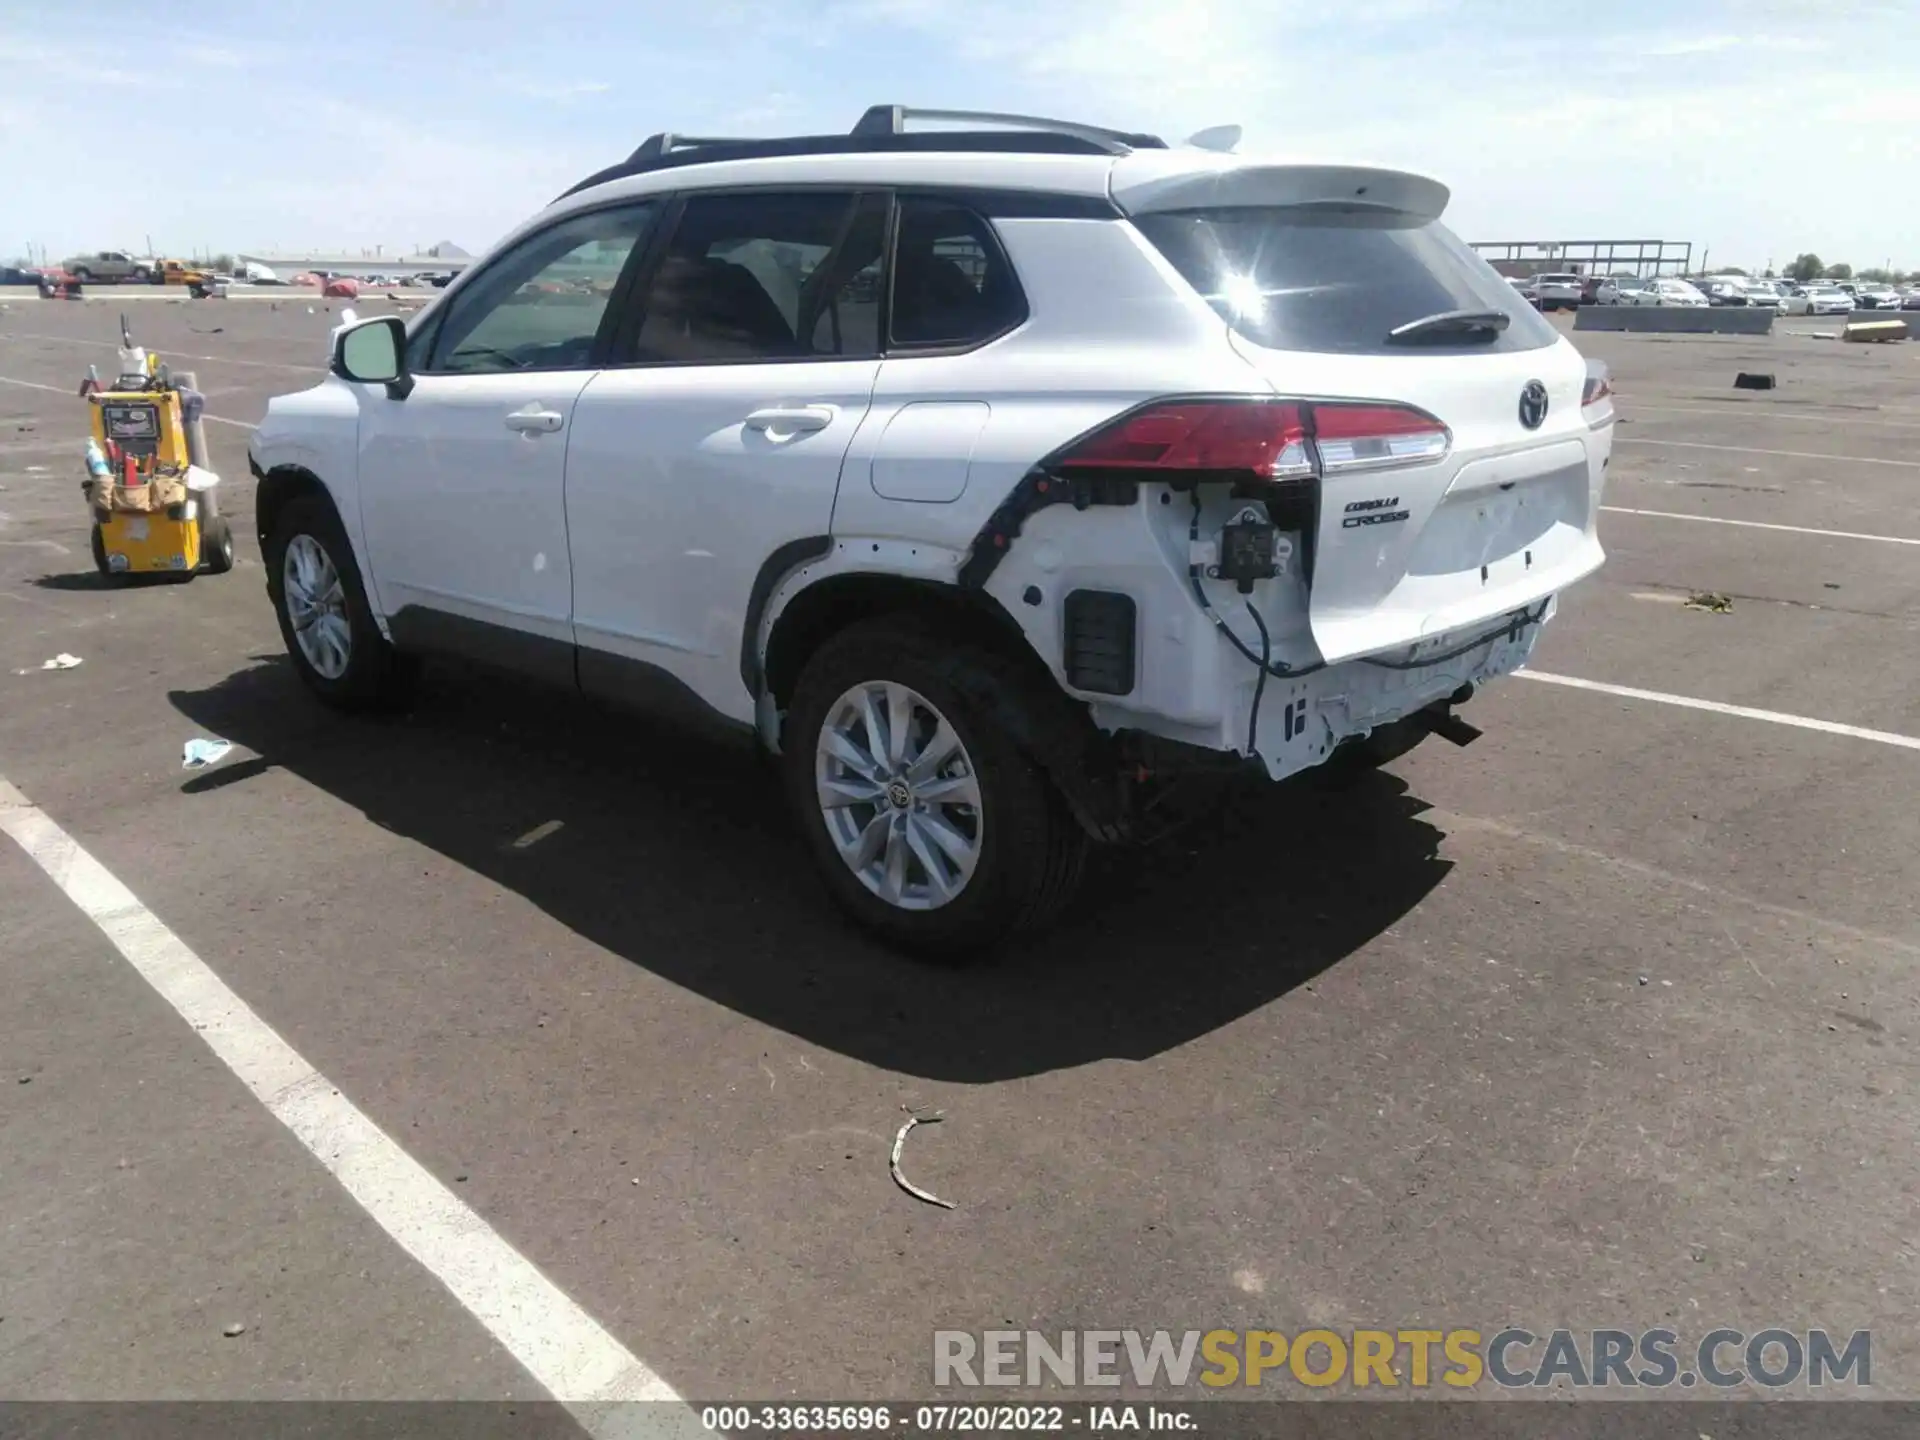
72,267,92,282
265,495,413,711
782,617,1088,961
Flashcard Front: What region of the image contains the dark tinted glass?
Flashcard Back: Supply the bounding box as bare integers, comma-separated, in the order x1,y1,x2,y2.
889,199,1027,347
632,191,884,363
1135,206,1559,356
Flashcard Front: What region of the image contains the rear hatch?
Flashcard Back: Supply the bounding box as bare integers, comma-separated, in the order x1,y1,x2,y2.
1112,154,1602,664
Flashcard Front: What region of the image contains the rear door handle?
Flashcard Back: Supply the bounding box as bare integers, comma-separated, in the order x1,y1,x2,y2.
744,405,834,435
505,404,564,434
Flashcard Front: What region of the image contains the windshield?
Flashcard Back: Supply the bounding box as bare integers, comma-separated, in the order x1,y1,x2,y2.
1134,206,1559,355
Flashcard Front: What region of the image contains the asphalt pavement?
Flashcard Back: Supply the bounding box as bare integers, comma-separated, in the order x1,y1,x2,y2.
2,297,1916,1422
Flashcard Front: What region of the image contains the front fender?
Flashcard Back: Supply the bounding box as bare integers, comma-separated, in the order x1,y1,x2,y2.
248,380,373,606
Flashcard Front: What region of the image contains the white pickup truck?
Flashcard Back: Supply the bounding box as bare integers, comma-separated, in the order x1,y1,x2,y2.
59,251,155,284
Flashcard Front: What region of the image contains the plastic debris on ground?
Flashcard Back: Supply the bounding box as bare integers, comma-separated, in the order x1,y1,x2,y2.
40,653,83,670
182,738,235,770
890,1108,955,1209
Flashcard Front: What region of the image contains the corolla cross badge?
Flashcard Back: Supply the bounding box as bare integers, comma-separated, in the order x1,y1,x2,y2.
1519,381,1549,430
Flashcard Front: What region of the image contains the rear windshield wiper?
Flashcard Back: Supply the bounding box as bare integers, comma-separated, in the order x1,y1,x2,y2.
1386,309,1512,345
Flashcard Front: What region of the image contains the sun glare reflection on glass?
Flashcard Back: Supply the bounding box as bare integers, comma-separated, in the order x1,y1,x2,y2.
1217,272,1266,317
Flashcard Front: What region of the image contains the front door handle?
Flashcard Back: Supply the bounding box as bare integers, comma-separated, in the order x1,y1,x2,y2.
505,404,564,434
744,405,834,435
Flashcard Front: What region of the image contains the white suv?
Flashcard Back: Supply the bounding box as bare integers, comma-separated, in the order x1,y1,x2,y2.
249,106,1613,957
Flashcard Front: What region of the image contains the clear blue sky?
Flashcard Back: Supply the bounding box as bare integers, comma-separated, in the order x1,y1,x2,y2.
5,0,1915,272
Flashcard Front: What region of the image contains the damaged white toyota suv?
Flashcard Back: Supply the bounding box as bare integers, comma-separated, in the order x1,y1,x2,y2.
249,105,1613,957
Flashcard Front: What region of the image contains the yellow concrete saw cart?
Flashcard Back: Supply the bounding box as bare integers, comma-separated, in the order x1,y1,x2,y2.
82,318,235,580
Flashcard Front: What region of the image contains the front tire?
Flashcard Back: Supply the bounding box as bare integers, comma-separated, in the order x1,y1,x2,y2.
265,495,412,710
72,267,92,282
782,618,1088,960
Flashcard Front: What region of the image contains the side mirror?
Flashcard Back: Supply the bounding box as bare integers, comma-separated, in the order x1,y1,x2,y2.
333,315,412,398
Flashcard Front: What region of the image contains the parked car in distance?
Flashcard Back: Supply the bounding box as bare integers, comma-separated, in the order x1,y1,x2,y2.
1738,279,1785,309
1699,279,1749,306
1641,278,1709,307
1854,286,1900,310
1594,276,1649,305
1523,272,1584,311
1785,284,1853,316
1900,290,1920,311
248,105,1613,956
59,250,153,283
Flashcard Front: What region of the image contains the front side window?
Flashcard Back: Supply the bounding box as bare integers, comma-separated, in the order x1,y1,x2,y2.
889,198,1027,348
424,202,659,375
630,191,886,364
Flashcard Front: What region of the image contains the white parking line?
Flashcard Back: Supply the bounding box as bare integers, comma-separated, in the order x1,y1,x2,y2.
0,374,256,429
1600,506,1920,546
1,330,325,375
0,775,692,1435
1618,403,1920,432
1518,672,1920,752
1616,437,1920,468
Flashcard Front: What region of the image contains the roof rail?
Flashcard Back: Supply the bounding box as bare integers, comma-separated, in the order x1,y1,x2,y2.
626,132,764,163
851,105,1165,153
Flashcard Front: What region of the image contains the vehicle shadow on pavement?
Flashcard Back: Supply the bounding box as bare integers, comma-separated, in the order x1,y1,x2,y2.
33,571,177,591
170,659,1451,1083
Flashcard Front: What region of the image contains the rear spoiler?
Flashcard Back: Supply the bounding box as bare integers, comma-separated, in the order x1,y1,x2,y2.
1109,152,1449,222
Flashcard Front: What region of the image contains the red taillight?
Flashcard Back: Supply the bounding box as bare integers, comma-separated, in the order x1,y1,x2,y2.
1582,362,1613,408
1055,399,1447,479
1058,401,1310,476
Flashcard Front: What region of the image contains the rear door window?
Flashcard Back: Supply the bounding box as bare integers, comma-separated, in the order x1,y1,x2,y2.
1134,206,1560,356
626,190,886,364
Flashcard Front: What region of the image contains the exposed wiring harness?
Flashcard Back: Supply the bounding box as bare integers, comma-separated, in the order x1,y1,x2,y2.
1354,600,1549,670
1187,492,1324,682
1244,599,1271,752
1185,491,1550,745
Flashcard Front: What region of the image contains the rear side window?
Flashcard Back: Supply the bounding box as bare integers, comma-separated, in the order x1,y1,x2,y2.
1134,206,1559,356
630,191,886,364
889,198,1027,348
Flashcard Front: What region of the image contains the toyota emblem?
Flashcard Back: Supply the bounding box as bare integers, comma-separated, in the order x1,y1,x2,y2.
1519,381,1549,430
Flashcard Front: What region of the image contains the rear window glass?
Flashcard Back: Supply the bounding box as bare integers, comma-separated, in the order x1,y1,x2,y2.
1134,206,1559,356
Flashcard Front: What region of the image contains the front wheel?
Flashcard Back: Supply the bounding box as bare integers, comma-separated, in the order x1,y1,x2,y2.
71,267,92,282
265,495,413,710
782,619,1088,960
